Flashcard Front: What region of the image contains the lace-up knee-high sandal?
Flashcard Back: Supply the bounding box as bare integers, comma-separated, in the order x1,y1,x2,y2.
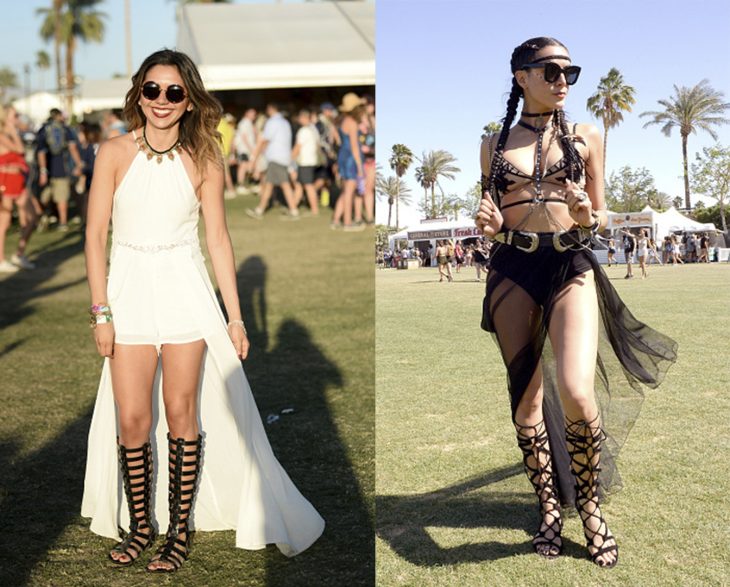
109,440,157,565
147,434,202,573
565,415,619,568
514,420,563,559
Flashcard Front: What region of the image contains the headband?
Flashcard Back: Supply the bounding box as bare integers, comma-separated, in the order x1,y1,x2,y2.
528,54,572,64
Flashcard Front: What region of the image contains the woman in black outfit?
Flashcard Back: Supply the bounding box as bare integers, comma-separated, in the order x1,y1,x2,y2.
476,37,676,568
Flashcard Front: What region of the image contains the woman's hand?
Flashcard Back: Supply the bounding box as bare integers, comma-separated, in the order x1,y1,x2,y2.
565,179,595,227
228,323,250,360
94,323,115,358
475,191,503,238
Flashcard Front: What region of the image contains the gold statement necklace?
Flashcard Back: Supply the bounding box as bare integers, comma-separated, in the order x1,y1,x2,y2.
136,128,181,164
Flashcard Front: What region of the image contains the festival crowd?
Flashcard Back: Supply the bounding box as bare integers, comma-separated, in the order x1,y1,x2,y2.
0,93,375,273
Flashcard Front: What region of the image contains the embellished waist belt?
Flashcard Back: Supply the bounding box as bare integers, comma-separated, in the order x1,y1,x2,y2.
114,236,198,253
492,229,590,253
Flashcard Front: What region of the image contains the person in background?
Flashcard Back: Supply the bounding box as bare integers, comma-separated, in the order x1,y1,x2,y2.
37,108,84,231
670,233,684,265
247,104,299,220
436,240,452,282
291,109,320,216
647,237,662,265
0,105,36,272
76,122,102,225
234,108,257,195
606,236,616,267
217,112,236,199
331,93,365,231
454,240,464,272
698,232,710,262
622,229,636,279
357,94,376,225
103,109,127,139
636,229,649,278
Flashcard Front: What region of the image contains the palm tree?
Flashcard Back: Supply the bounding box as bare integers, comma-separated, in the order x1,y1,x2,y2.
640,79,730,209
586,68,636,177
376,173,412,228
482,121,501,140
38,0,106,112
36,50,51,91
388,143,414,226
0,67,19,101
417,150,460,217
414,158,432,217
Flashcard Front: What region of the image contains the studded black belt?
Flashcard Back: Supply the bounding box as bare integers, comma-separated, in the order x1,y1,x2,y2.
492,228,591,253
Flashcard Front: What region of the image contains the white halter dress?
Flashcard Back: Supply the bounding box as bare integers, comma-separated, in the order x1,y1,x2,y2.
80,135,325,556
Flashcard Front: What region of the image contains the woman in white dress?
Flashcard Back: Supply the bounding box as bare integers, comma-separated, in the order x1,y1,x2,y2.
83,50,324,573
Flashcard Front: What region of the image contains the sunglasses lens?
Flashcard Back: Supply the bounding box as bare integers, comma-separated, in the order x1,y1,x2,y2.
166,85,186,104
565,66,581,85
542,63,560,83
141,83,160,101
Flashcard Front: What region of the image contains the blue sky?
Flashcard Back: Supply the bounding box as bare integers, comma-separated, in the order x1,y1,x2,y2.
1,0,178,85
375,0,730,226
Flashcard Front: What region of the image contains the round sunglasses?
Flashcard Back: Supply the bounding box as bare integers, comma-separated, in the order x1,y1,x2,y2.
521,62,581,85
141,81,187,104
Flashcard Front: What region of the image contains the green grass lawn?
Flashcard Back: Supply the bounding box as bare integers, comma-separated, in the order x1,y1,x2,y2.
0,195,374,587
376,263,730,587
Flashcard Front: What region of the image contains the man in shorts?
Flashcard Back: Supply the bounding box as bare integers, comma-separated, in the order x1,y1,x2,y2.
291,109,320,216
622,229,636,279
247,103,299,220
37,108,83,231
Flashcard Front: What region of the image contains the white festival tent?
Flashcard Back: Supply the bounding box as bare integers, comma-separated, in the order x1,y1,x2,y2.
15,2,374,124
607,205,718,241
177,2,375,90
387,218,482,252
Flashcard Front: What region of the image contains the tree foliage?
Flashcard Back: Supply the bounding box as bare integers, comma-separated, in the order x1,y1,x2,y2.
640,79,730,209
0,67,18,100
586,68,636,176
605,166,658,212
690,144,730,231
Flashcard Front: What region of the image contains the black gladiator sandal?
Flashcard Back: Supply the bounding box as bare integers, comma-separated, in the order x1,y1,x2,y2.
109,440,157,565
514,420,563,559
565,415,619,568
147,433,202,573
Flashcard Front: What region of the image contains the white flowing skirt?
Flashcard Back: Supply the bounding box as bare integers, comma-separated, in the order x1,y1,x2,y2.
80,242,325,556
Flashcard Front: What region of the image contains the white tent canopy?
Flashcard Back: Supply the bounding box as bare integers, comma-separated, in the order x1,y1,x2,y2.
387,218,481,250
177,2,375,90
607,205,717,240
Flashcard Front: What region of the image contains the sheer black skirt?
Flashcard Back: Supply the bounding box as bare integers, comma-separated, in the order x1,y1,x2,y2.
482,242,677,506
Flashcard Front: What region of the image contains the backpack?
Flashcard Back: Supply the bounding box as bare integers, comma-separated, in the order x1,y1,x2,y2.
45,121,68,156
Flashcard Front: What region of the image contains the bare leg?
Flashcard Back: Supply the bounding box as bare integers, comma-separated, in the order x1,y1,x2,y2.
256,182,274,213
548,271,617,567
108,343,159,563
304,184,319,215
147,340,206,572
279,181,299,214
0,197,12,261
57,200,68,225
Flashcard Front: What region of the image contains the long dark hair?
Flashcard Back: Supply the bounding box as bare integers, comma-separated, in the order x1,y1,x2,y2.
483,37,585,198
122,49,223,176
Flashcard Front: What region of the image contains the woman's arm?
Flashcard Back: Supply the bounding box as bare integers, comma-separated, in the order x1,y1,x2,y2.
199,157,249,359
84,141,117,356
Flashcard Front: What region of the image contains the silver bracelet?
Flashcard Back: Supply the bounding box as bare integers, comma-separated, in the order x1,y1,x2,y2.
227,319,247,335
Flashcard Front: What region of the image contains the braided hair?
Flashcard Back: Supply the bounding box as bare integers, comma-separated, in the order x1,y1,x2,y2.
482,37,585,200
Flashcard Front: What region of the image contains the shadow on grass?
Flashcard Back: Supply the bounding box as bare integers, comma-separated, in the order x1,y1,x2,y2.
0,406,94,586
0,232,86,330
377,464,585,565
236,256,374,586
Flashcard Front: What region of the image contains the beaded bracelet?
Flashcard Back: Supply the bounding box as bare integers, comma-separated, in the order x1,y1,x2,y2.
227,319,247,335
89,303,113,329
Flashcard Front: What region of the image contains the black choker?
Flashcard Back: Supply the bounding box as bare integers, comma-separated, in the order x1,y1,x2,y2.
521,110,554,117
136,128,181,164
517,120,548,133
